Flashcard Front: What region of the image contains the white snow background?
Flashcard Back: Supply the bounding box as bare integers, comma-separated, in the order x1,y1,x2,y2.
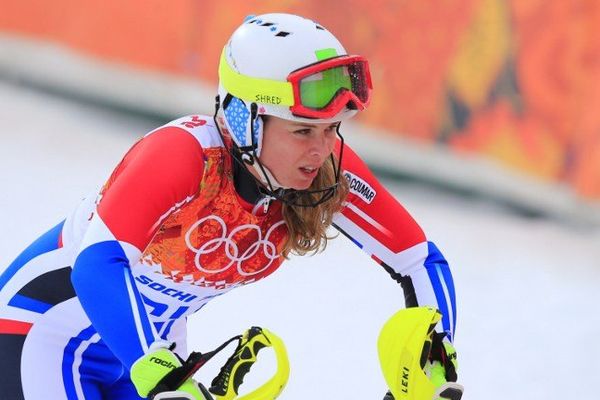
1,80,599,399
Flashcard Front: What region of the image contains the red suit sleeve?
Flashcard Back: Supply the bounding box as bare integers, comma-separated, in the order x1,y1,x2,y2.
97,127,204,251
333,141,457,341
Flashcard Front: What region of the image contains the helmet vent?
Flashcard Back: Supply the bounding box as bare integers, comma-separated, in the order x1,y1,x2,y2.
316,25,325,30
275,31,291,37
260,22,275,27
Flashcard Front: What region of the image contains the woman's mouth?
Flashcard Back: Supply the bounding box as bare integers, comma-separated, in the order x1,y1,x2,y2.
299,166,319,179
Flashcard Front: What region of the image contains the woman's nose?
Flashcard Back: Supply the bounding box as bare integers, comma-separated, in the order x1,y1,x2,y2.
309,132,331,159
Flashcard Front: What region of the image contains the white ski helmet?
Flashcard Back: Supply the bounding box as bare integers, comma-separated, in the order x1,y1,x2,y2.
217,13,372,157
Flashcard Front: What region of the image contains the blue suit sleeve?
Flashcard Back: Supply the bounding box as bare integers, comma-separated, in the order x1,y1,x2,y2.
71,240,158,369
421,242,457,341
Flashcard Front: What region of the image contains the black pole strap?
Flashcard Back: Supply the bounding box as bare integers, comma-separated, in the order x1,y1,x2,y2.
148,335,243,399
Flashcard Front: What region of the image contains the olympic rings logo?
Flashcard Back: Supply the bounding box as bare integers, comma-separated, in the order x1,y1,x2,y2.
184,215,285,277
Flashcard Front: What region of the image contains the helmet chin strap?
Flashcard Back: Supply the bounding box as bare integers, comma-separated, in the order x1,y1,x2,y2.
215,94,342,208
213,95,288,192
248,161,289,190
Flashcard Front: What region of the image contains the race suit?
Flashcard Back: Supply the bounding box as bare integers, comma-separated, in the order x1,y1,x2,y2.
0,115,457,399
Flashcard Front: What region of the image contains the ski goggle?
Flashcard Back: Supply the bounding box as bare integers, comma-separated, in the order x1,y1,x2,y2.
219,51,373,119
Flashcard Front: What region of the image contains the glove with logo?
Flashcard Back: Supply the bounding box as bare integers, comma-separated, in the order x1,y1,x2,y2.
426,332,459,391
130,346,214,400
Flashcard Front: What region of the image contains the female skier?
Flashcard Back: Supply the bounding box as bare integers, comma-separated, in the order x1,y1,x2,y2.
0,13,460,400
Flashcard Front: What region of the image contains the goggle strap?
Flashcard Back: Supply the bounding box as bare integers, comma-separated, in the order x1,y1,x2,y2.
219,50,295,106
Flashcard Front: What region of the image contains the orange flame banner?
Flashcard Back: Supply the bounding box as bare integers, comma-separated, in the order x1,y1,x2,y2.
2,0,599,199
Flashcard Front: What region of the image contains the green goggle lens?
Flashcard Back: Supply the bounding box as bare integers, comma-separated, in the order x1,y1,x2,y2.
299,65,353,109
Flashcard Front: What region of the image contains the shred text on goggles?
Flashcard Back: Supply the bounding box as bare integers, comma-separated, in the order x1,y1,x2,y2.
219,51,373,119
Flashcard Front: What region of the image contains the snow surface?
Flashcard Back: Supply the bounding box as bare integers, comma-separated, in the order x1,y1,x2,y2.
1,80,599,399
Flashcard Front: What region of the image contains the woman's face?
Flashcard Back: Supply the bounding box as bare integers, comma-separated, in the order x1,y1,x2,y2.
257,116,339,190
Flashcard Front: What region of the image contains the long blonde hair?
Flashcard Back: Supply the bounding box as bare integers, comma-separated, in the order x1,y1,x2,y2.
281,155,349,257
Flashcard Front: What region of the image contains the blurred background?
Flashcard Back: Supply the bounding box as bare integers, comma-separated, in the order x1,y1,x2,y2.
1,1,600,399
2,0,600,222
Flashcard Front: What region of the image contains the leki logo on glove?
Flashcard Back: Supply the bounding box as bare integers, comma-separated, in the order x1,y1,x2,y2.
184,215,285,276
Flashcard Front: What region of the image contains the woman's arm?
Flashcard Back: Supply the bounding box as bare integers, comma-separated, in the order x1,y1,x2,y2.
332,142,457,341
71,122,205,368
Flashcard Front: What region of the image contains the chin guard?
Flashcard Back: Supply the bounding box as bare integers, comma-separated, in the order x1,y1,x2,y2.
377,307,463,400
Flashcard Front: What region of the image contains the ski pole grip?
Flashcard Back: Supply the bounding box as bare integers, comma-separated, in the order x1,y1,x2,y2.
210,327,267,396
